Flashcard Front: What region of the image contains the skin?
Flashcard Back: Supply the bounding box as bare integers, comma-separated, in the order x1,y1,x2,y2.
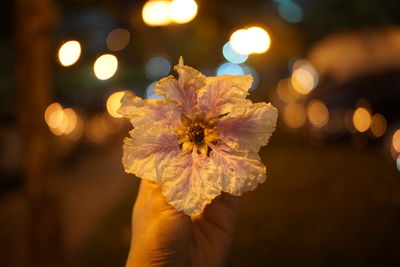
126,180,240,267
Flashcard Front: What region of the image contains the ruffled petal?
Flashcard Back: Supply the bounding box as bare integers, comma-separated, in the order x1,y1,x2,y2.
210,143,266,195
216,100,278,152
198,75,253,117
118,91,180,128
161,153,221,215
122,122,180,182
155,59,206,115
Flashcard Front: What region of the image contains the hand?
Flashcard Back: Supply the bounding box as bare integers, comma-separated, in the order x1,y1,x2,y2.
126,180,240,267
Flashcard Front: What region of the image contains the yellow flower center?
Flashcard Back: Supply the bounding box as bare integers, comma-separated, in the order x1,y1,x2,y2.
176,112,222,155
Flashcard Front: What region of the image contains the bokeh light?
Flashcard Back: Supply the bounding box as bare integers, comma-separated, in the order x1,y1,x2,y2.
58,40,81,67
352,107,371,133
44,103,80,138
229,29,251,55
169,0,198,24
145,81,162,99
106,91,126,118
283,103,306,129
94,54,118,80
276,78,300,103
222,42,248,64
106,28,130,52
291,61,319,95
45,103,64,130
370,113,387,138
59,108,78,135
307,99,329,128
145,56,171,80
247,27,271,54
142,1,172,27
216,62,244,76
277,0,303,23
66,115,84,141
393,129,400,153
229,27,271,55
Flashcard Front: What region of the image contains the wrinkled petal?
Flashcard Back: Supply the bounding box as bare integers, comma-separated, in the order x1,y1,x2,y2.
216,100,278,152
155,59,206,115
122,122,180,182
198,75,253,117
161,153,221,215
210,143,266,195
118,91,180,128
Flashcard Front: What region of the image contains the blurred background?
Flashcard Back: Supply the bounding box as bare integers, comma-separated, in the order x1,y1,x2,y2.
2,0,400,266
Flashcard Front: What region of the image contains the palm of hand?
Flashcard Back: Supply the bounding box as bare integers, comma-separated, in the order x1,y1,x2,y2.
126,180,240,267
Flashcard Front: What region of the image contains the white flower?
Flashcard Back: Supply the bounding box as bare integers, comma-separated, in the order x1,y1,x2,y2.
119,58,278,215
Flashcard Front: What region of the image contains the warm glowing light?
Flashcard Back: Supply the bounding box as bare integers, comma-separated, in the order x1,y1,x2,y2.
283,103,306,129
352,107,371,133
291,68,315,94
58,41,81,67
247,27,271,54
230,29,251,55
393,129,400,153
169,0,198,24
370,113,387,138
276,78,300,103
66,115,84,141
45,103,64,130
229,27,271,55
94,54,118,80
106,28,130,51
61,108,78,134
307,99,329,128
45,103,79,137
106,91,127,118
142,1,172,26
291,60,318,95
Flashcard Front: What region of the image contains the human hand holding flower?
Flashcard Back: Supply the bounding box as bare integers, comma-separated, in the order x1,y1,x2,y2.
118,57,277,215
126,179,239,267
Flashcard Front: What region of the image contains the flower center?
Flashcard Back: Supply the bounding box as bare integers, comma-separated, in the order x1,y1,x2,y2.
176,112,225,155
189,125,205,144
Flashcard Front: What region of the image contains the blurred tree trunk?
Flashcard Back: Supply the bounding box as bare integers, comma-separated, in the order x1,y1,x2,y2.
15,0,62,266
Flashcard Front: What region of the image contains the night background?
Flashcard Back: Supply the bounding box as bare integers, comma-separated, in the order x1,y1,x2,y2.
1,0,400,266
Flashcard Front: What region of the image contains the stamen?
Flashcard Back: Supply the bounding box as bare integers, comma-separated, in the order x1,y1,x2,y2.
189,125,205,144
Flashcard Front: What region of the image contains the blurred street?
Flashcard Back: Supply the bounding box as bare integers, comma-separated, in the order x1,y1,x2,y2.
2,128,400,266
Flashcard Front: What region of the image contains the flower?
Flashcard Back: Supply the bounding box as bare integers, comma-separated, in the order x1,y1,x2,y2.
118,57,278,215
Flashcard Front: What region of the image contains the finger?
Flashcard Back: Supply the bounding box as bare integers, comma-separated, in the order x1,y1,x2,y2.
192,192,240,232
133,179,187,219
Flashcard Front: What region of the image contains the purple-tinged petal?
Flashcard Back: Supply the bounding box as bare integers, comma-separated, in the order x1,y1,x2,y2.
217,99,278,152
198,75,253,117
210,143,266,195
155,59,206,115
161,153,221,215
118,91,180,128
122,122,180,182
